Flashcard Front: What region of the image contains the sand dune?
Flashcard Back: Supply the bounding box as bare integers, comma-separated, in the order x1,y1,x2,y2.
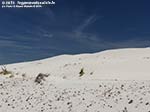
0,48,150,112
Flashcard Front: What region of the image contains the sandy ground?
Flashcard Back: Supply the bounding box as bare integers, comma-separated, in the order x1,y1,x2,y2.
0,48,150,112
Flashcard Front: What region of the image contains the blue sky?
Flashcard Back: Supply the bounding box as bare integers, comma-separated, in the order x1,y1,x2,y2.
0,0,150,64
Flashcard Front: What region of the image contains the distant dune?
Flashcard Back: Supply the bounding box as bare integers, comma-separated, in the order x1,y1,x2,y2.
3,47,150,80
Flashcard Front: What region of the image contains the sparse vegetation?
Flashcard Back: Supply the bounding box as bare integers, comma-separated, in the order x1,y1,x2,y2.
35,73,49,84
79,68,85,77
0,66,12,75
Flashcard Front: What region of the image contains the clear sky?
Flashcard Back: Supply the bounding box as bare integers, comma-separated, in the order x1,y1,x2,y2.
0,0,150,64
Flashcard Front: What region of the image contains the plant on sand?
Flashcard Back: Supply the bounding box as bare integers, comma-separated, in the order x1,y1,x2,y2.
35,73,49,84
0,66,12,75
79,68,85,77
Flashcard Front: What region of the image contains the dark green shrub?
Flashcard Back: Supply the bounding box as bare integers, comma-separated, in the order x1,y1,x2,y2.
79,68,85,77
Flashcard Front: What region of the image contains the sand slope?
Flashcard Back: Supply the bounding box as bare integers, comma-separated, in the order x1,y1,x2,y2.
4,48,150,80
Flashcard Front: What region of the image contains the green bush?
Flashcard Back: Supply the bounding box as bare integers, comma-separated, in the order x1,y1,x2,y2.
79,68,85,77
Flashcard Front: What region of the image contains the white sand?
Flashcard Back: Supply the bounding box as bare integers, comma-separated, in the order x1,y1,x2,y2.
0,48,150,112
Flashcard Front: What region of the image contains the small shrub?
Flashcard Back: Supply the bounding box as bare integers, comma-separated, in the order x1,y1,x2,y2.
79,68,85,77
35,73,49,84
0,66,12,75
